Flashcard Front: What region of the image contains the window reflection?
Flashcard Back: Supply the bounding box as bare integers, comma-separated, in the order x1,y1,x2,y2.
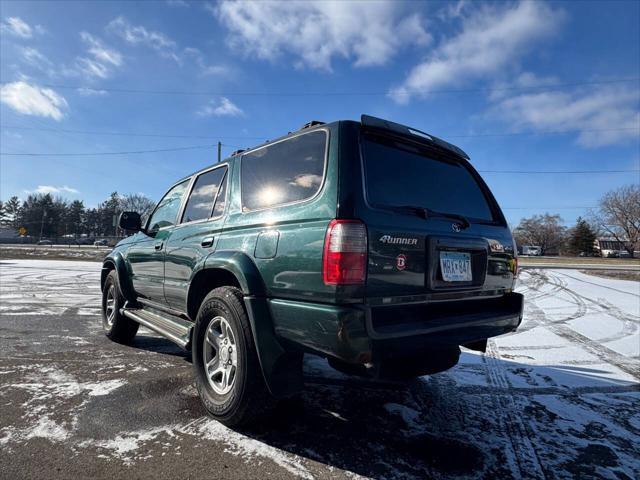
182,167,227,223
241,130,326,210
148,180,189,232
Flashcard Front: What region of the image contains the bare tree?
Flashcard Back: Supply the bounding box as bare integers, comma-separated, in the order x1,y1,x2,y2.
513,213,566,255
593,184,640,257
119,193,156,219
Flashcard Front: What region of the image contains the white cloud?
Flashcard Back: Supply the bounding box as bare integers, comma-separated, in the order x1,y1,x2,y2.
437,0,469,21
106,17,227,75
0,17,43,39
80,32,122,67
197,97,243,117
184,47,229,77
166,0,189,7
26,185,80,195
488,82,640,148
76,87,108,96
290,174,323,189
107,16,180,63
213,0,430,71
20,47,53,73
73,32,123,79
389,1,564,103
0,81,68,121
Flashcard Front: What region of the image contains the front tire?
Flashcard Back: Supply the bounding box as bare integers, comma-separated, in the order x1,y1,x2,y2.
192,286,272,426
101,270,139,344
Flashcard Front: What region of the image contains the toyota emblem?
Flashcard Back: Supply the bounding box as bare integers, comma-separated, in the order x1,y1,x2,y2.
452,223,462,233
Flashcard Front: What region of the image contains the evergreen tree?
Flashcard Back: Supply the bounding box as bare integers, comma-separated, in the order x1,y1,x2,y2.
4,196,21,229
98,192,120,236
568,217,597,256
66,200,85,237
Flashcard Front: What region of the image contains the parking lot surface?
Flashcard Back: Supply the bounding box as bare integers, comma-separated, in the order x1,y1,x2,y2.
0,260,638,479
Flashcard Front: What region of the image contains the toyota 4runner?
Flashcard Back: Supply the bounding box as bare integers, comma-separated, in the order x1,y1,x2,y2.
101,115,523,426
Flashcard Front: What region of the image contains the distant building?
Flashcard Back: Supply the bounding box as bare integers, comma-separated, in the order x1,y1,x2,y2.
594,237,631,257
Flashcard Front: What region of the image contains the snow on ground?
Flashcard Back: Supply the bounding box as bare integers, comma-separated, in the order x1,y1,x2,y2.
0,260,638,479
0,259,103,316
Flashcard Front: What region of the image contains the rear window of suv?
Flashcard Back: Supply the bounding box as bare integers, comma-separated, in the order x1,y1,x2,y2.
362,135,496,222
241,130,326,211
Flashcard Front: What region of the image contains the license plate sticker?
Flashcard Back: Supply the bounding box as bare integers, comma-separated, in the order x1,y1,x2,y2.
439,251,472,282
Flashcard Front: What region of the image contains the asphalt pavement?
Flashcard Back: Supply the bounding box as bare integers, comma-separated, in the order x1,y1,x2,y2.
0,260,638,479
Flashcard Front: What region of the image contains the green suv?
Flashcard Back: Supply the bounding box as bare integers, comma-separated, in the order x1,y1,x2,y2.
101,115,523,425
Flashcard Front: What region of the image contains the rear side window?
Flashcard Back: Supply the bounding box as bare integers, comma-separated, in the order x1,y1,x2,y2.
181,167,228,223
362,136,495,222
241,130,326,211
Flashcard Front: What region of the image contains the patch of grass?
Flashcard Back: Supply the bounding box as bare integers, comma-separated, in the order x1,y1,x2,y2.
580,269,640,282
0,247,107,262
520,256,639,266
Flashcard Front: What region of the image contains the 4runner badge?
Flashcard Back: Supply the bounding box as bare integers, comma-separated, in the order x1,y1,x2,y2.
396,254,407,271
379,235,418,246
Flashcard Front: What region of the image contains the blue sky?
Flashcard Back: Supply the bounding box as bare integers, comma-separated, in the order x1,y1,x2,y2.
1,0,638,226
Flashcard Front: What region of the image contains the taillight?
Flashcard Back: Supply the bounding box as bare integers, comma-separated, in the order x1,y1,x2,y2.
322,219,367,285
510,257,519,277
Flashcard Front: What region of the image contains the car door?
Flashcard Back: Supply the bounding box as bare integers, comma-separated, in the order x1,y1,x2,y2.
164,164,229,312
127,178,191,304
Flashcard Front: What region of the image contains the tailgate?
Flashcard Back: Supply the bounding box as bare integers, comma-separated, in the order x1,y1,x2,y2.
366,224,490,298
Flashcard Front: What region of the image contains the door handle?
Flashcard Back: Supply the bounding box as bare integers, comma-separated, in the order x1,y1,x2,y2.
201,236,214,248
154,241,163,251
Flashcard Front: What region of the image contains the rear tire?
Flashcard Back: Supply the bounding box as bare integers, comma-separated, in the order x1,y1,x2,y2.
192,286,273,426
101,270,139,344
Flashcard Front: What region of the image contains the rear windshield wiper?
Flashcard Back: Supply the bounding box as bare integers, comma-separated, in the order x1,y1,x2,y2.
381,205,471,229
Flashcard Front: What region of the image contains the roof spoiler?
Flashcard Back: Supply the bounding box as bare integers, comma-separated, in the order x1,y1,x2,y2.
360,114,470,160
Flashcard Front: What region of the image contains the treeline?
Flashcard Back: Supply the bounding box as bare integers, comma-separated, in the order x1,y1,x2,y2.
512,184,639,257
0,192,155,239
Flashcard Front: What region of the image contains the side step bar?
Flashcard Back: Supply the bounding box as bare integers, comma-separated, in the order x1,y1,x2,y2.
121,306,193,349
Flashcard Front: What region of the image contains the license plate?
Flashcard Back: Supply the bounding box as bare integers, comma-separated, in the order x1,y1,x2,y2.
439,251,472,282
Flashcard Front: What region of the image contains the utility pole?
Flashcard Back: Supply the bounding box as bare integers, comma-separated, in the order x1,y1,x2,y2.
217,141,221,163
39,210,47,241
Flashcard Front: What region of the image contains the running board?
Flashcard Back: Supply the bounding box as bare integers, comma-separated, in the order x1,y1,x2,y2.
121,306,193,349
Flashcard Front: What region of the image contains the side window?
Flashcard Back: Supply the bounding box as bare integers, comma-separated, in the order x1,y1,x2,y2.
212,170,228,217
147,180,189,233
241,130,326,211
182,167,227,223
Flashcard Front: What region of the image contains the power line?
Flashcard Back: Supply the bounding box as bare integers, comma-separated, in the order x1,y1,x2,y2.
0,144,216,156
501,206,597,210
2,144,638,176
37,77,640,97
2,123,636,141
479,169,639,174
446,127,639,138
0,124,265,140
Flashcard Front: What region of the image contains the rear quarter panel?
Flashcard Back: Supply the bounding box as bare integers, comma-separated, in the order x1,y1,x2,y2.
215,126,339,303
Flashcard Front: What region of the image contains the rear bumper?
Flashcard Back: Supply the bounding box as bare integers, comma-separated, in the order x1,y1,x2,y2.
269,292,524,364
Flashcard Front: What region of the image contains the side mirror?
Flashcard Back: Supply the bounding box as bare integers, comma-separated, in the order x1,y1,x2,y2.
119,211,142,232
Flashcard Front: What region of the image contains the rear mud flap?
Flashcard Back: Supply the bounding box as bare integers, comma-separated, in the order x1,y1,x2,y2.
244,296,303,398
463,339,487,352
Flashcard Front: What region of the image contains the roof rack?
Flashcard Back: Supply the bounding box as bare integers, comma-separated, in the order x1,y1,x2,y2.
231,149,246,156
300,120,325,130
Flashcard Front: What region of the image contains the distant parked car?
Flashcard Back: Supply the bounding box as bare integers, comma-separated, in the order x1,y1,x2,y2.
37,240,52,246
94,240,109,247
522,245,542,256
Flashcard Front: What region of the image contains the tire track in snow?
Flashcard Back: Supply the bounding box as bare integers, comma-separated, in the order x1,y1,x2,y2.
553,270,640,298
483,340,546,479
523,271,637,348
526,300,639,379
